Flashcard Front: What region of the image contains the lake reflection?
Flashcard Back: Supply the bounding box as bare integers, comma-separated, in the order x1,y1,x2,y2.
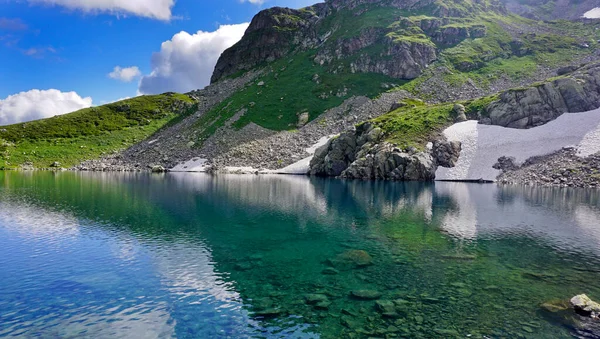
1,172,600,338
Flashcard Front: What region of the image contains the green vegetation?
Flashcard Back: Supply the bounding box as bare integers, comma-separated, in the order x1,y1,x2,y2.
373,95,498,149
0,94,196,169
193,51,398,142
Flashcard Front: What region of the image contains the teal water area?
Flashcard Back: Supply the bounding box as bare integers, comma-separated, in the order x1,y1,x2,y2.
0,171,600,338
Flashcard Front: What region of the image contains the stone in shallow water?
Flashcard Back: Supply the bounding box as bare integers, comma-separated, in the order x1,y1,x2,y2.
322,267,339,275
351,290,382,300
331,250,373,269
375,300,396,313
570,294,600,317
305,294,329,304
540,299,570,313
315,301,331,310
253,308,282,317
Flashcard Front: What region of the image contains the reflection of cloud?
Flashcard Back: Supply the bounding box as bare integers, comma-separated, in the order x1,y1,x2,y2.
435,183,477,239
0,199,79,239
33,304,175,339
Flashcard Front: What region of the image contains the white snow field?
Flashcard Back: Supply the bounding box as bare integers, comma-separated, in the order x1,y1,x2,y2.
436,108,600,181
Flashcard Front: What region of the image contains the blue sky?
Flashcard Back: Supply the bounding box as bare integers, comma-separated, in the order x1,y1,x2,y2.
0,0,317,124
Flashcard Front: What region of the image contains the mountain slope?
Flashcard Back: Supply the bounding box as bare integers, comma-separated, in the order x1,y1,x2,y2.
1,0,600,173
0,94,195,169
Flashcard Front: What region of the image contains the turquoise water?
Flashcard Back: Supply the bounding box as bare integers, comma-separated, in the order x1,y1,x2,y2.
1,172,600,338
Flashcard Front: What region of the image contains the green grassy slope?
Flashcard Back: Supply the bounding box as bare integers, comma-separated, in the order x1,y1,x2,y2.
0,93,196,169
192,1,599,147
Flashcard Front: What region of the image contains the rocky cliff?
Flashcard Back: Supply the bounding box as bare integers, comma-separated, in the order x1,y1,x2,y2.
484,62,600,128
309,122,461,180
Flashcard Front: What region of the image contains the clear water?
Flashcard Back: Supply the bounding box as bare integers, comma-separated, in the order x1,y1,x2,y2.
1,172,600,338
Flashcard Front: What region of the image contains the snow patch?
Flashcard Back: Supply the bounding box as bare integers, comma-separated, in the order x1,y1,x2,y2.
436,108,600,181
584,7,600,19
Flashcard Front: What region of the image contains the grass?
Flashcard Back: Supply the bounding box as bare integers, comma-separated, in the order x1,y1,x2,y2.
192,50,399,143
0,94,196,169
372,95,499,150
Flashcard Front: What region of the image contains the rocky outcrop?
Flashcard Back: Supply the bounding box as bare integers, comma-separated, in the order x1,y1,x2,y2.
309,122,461,180
210,6,324,83
485,62,600,128
497,148,600,188
571,294,600,318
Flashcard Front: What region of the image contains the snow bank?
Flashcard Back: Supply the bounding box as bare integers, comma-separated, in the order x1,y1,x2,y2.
584,7,600,19
436,108,600,181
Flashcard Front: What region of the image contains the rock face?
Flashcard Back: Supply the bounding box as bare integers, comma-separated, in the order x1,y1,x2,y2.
211,0,498,84
211,6,324,83
309,122,461,180
486,63,600,128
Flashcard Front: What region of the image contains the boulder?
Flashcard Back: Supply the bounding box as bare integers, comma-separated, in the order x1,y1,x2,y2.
297,112,310,127
351,290,382,300
432,139,462,168
305,294,329,304
331,249,373,269
151,165,166,173
570,294,600,318
453,104,467,122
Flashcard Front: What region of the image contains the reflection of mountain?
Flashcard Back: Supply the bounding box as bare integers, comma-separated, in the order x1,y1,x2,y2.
434,183,600,255
3,172,600,338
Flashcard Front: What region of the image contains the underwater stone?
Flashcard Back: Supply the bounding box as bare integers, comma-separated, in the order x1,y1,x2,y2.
322,267,340,275
333,250,373,268
351,290,382,300
375,300,396,314
234,262,253,271
305,294,329,304
315,301,332,310
540,300,570,313
253,308,282,317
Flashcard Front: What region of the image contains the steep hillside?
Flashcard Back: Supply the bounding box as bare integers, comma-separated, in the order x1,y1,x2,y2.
2,0,600,173
0,94,195,169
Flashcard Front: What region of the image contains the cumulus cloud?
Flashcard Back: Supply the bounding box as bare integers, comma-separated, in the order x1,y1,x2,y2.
0,89,93,125
138,23,249,94
27,0,175,21
108,66,141,82
241,0,266,4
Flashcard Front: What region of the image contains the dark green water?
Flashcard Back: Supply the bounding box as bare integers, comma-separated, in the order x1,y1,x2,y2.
1,172,600,338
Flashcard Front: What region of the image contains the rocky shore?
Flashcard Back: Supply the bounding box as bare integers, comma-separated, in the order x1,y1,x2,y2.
497,148,600,188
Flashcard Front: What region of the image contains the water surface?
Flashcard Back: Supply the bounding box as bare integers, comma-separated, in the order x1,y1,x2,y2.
1,172,600,338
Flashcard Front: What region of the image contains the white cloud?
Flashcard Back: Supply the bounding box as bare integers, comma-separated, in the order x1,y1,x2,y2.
241,0,266,4
108,66,141,82
27,0,175,21
138,23,249,94
0,89,93,125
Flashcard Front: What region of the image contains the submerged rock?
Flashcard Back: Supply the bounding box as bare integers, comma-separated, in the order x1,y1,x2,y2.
322,267,340,275
351,290,382,300
305,294,329,304
540,299,570,313
334,249,373,268
571,294,600,318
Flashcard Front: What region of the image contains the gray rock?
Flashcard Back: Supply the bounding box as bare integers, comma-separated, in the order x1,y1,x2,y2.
432,139,461,168
453,104,467,122
570,294,600,318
